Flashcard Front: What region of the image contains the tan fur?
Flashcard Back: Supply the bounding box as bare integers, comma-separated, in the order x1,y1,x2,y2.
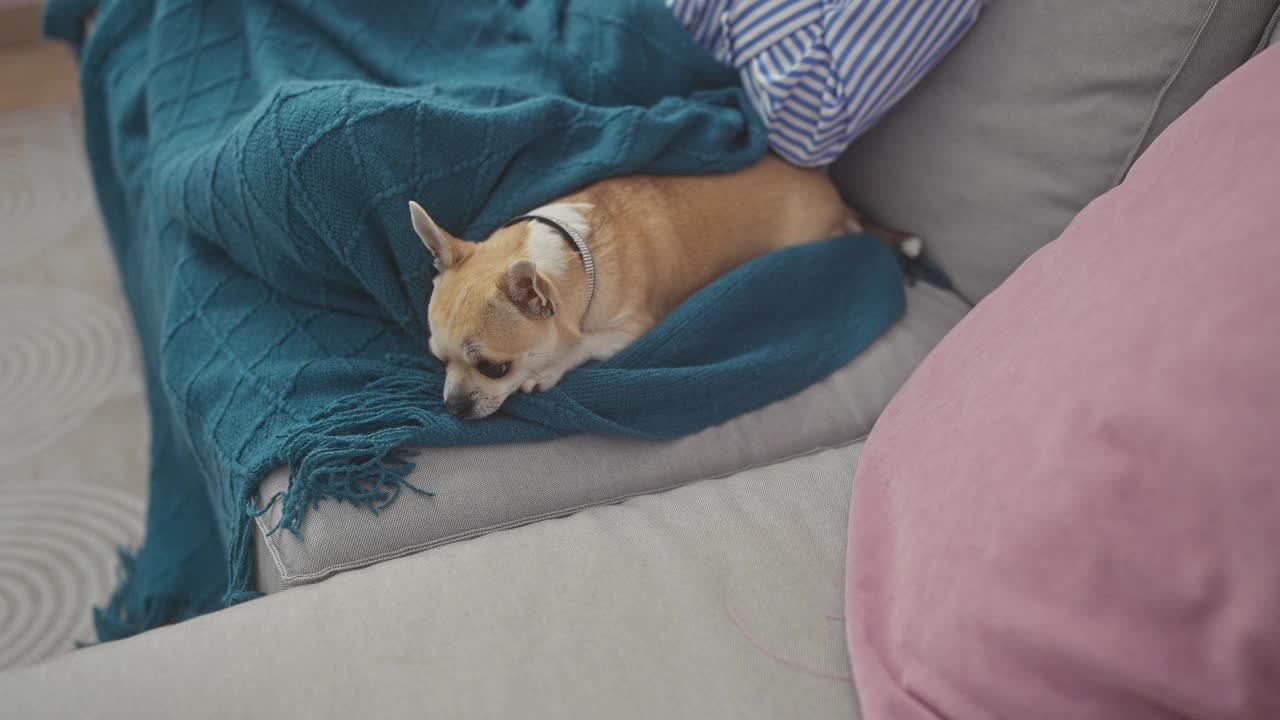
412,153,901,419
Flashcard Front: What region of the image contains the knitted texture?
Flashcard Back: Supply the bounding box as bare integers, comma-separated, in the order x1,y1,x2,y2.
46,0,905,642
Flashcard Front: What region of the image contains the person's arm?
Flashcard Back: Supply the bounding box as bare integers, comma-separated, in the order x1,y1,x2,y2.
667,0,985,166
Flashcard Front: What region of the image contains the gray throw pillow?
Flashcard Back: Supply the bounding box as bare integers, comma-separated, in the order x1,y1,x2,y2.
831,0,1280,302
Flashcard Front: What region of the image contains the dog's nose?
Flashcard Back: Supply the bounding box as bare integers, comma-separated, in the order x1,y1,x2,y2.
445,396,474,419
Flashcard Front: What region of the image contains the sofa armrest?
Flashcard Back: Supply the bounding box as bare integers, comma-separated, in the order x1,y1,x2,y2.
2,446,865,720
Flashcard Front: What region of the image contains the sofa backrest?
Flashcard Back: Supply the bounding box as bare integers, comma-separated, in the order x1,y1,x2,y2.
832,0,1280,303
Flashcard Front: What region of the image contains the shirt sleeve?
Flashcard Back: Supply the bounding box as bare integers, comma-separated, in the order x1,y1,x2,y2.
667,0,984,167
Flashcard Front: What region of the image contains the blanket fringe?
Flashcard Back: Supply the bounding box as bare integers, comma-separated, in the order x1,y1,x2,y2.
260,355,442,539
226,478,266,606
92,548,202,643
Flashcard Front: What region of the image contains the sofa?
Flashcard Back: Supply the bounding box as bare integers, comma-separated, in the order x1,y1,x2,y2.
3,2,1277,717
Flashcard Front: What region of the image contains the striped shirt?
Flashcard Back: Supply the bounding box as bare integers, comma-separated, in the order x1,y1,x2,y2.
667,0,984,166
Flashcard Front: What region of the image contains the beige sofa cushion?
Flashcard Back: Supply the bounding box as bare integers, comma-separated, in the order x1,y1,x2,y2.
255,283,967,592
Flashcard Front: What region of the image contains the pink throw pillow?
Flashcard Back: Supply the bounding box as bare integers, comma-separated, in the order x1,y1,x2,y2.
845,46,1280,720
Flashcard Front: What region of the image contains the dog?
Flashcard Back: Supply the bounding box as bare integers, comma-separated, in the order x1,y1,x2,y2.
410,153,918,419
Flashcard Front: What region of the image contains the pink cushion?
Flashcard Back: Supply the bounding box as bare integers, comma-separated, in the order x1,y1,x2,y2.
845,46,1280,720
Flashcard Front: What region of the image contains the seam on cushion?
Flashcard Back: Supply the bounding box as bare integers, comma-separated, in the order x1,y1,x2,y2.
266,435,869,586
253,513,291,590
1255,5,1280,55
1109,0,1221,189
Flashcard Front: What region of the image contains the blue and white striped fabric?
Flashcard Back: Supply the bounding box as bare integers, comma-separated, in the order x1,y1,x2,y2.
667,0,984,166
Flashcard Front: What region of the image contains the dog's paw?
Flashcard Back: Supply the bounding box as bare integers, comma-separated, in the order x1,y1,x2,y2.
522,371,564,394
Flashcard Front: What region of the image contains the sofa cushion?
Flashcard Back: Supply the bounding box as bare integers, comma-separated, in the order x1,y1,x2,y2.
8,444,866,720
254,282,967,592
830,0,1279,302
845,46,1280,720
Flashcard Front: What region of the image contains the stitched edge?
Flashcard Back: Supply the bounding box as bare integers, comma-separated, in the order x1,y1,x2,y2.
259,435,869,587
1254,4,1280,55
254,512,291,592
1109,0,1222,189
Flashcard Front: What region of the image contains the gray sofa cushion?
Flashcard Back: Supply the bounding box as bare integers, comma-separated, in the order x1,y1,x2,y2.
4,445,865,720
831,0,1280,302
254,282,968,592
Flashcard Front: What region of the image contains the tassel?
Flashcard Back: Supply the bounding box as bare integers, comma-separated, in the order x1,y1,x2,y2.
262,355,445,539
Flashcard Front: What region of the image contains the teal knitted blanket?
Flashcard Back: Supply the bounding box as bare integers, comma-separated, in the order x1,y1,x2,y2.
46,0,905,642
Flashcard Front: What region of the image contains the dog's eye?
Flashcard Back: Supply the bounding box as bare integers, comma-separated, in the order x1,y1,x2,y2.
476,359,510,379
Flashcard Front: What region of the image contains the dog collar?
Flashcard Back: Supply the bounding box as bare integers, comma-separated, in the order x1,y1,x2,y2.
502,213,596,309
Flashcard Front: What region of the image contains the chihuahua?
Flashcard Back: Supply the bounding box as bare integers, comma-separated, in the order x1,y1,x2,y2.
410,153,917,419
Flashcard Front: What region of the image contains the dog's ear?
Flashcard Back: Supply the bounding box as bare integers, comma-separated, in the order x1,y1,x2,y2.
409,201,461,272
503,259,556,319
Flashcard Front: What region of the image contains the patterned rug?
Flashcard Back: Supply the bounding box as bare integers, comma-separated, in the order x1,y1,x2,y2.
0,106,147,671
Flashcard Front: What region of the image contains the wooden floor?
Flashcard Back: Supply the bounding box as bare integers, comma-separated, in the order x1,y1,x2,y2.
0,3,78,113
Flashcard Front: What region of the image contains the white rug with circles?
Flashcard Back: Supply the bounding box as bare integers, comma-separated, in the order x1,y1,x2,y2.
0,106,148,672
